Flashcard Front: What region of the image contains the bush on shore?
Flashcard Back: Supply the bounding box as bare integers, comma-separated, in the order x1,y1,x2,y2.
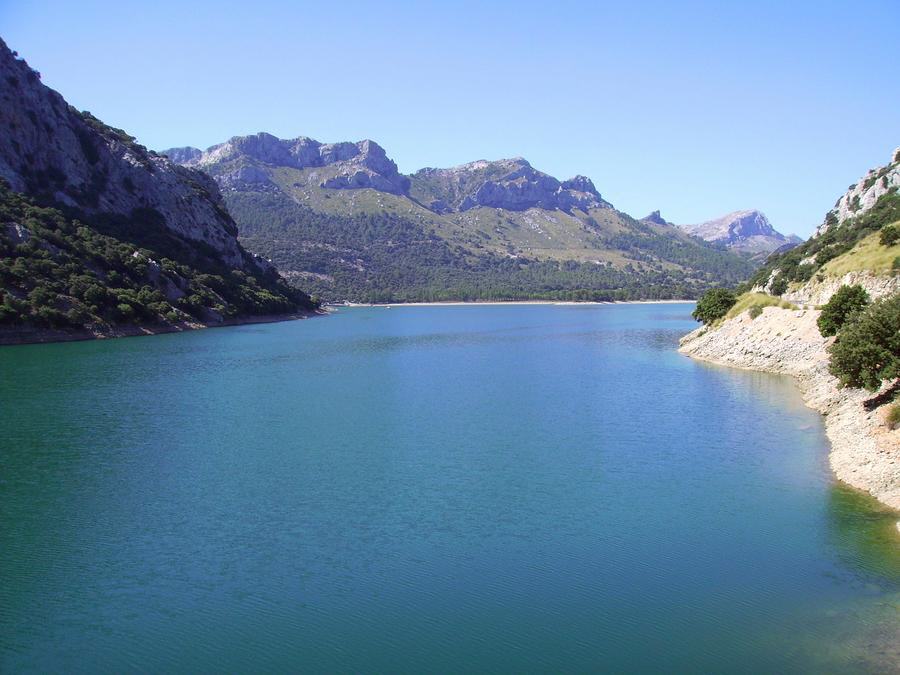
828,294,900,391
692,288,736,325
817,284,870,337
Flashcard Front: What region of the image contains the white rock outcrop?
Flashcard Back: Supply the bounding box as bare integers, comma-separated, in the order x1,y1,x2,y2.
412,158,613,213
817,148,900,235
165,134,411,195
783,270,900,306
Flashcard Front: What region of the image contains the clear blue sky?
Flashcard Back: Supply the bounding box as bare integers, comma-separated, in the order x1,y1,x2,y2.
3,0,898,237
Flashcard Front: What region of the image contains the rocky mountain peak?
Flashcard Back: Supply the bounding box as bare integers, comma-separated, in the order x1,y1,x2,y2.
641,210,671,226
677,210,801,256
561,175,600,196
163,146,203,166
681,210,773,240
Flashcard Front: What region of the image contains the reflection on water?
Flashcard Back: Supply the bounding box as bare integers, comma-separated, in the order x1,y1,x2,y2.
787,486,900,673
827,485,900,583
1,303,898,672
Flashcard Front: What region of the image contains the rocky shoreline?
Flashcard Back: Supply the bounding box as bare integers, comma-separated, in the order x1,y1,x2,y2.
679,305,900,530
0,311,322,347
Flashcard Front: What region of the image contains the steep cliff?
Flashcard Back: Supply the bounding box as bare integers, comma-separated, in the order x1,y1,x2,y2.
0,39,316,343
409,159,612,213
177,133,410,195
819,148,900,234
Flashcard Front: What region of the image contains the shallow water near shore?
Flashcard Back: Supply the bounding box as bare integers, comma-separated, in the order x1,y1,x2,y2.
1,303,898,672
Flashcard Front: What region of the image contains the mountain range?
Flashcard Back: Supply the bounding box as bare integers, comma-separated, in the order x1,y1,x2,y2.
0,34,806,341
163,133,794,302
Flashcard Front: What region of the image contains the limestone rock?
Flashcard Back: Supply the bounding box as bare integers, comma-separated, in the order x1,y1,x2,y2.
677,210,802,255
164,133,410,195
0,37,262,273
817,149,900,234
782,270,900,306
410,159,612,213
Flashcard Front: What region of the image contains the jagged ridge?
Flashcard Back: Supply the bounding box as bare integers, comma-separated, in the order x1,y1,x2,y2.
409,158,612,213
163,132,756,302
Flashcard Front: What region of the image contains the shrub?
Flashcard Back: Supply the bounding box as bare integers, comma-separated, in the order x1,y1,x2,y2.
817,285,870,337
880,223,900,246
828,294,900,390
0,182,312,334
66,306,90,324
0,301,23,324
83,284,107,306
27,284,55,308
33,305,68,327
887,404,900,430
794,264,816,282
749,305,763,319
116,303,135,320
769,276,789,296
692,288,737,324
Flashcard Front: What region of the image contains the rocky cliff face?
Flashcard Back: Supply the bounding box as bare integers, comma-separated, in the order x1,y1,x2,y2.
0,39,315,342
0,38,268,273
818,148,900,235
748,148,899,296
169,137,614,215
170,134,410,195
410,158,612,213
162,146,203,166
677,210,801,255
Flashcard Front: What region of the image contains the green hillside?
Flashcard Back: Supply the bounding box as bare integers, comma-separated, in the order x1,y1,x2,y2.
744,190,900,294
229,189,753,303
0,183,314,335
168,135,756,302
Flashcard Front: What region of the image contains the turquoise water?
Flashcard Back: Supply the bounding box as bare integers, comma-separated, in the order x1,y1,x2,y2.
1,304,898,672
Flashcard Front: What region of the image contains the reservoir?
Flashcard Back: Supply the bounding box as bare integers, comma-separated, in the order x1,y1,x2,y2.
1,304,898,672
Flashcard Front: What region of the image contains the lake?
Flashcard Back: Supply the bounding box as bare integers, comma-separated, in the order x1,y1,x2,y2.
1,303,898,672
